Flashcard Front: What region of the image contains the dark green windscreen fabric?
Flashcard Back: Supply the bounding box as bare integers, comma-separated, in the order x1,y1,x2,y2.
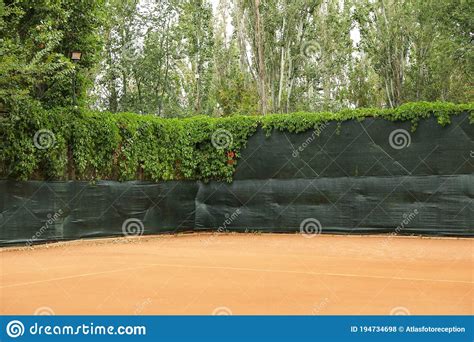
1,114,472,245
0,181,198,245
196,114,473,236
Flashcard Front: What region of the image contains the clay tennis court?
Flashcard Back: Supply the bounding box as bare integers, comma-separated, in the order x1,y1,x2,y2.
1,234,472,315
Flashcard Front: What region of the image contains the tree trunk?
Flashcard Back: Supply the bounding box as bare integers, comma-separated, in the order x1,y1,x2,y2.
277,17,286,113
254,0,267,115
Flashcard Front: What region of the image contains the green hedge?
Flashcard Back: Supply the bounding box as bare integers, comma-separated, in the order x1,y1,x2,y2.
1,102,472,182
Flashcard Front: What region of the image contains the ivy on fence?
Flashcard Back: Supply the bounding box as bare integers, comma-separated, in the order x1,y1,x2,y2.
1,102,472,182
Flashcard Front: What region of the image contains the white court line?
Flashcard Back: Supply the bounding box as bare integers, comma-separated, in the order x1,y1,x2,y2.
0,265,154,289
1,262,472,289
143,263,474,284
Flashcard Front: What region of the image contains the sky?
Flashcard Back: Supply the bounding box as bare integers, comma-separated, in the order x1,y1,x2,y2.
210,0,219,11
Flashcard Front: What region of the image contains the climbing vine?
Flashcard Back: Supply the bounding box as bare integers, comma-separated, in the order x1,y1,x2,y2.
1,102,472,182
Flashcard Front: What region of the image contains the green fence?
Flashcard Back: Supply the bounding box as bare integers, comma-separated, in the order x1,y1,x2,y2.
1,112,472,245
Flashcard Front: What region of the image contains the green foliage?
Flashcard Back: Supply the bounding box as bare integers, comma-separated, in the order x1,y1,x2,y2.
261,102,473,134
0,104,70,180
1,102,472,182
354,0,473,108
94,0,216,117
0,0,106,111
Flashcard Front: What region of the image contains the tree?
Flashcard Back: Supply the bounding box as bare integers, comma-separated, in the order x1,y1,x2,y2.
354,0,472,107
0,0,106,111
87,0,472,115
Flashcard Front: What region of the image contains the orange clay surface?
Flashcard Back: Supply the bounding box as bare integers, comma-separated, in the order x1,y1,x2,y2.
0,233,472,315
